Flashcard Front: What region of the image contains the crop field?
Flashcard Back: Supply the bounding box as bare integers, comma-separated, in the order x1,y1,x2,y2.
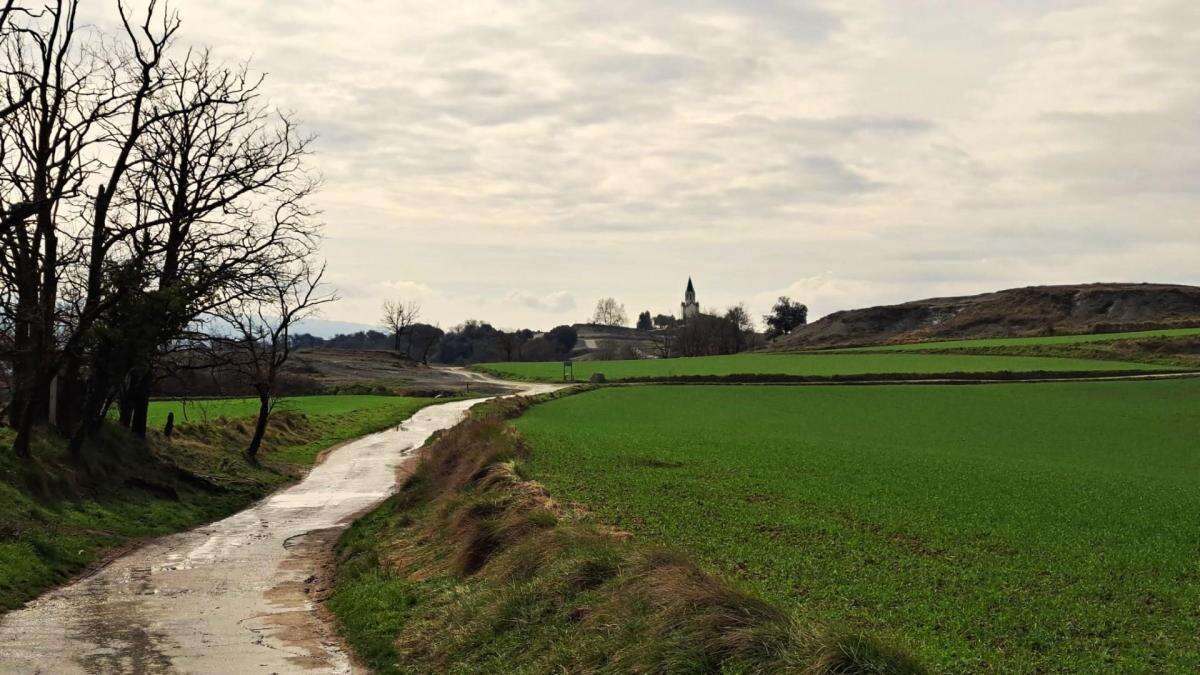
827,326,1200,352
477,351,1171,382
512,381,1200,672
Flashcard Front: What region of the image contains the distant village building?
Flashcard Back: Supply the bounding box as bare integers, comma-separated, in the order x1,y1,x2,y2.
681,277,700,320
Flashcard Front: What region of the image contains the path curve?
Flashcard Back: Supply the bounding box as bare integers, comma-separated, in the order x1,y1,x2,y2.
0,377,560,674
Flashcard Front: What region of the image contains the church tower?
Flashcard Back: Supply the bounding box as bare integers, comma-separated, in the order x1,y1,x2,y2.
681,277,700,319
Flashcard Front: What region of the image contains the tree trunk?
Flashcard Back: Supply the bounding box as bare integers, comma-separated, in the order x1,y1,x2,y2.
56,353,83,435
118,388,133,428
245,393,270,465
68,369,111,457
11,399,34,459
130,377,151,438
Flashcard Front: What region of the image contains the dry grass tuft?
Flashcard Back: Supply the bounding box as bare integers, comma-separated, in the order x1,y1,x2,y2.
330,394,925,674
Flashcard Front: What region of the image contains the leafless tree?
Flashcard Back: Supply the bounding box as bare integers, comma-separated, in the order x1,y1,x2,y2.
58,1,183,439
380,299,420,355
212,261,333,464
113,50,317,438
0,0,123,456
591,297,627,327
722,303,755,353
0,2,324,460
0,1,35,124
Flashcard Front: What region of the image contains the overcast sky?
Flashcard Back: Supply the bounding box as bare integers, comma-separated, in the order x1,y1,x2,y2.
100,1,1200,330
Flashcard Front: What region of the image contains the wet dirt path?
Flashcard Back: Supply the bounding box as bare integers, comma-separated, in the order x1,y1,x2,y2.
0,378,561,674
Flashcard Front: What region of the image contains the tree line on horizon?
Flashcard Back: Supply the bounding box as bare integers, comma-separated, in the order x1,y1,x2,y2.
289,295,810,364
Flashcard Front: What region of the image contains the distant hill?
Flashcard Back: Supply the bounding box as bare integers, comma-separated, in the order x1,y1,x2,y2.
773,283,1200,349
571,323,661,360
291,317,378,339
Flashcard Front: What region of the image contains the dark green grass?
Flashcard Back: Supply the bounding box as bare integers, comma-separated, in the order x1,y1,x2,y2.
476,352,1169,382
826,326,1200,352
1,394,438,611
145,394,428,427
329,407,924,674
139,395,441,466
327,500,424,674
513,381,1200,672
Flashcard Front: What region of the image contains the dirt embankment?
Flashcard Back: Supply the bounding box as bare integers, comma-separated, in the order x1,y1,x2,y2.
285,350,515,395
775,283,1200,350
327,392,925,674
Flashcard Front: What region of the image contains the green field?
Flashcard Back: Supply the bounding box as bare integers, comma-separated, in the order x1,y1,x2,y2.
512,381,1200,672
145,394,435,427
827,326,1200,352
477,352,1171,382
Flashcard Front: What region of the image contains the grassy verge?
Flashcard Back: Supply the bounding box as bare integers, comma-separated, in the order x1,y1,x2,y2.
824,326,1200,352
328,394,923,674
512,382,1200,672
890,338,1200,370
0,394,440,612
474,352,1171,383
809,328,1200,370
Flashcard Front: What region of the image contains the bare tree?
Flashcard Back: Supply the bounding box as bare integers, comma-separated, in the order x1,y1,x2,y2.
0,0,123,456
0,1,35,124
723,303,755,352
59,1,183,440
0,1,323,461
114,50,317,438
380,299,420,355
213,261,333,464
591,297,627,327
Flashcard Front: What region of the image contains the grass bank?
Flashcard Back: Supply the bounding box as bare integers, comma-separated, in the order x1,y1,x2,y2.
328,394,923,674
0,394,438,612
826,326,1200,352
475,352,1170,383
815,327,1200,370
512,382,1200,672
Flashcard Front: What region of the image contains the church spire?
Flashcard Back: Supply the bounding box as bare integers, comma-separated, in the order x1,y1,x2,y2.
682,277,699,319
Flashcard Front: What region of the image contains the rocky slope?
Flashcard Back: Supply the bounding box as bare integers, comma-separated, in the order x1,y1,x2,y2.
775,283,1200,349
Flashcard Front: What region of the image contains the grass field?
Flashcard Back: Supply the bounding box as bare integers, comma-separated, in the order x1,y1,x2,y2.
477,352,1171,382
146,394,434,426
512,381,1200,672
826,326,1200,352
1,394,439,611
328,394,923,673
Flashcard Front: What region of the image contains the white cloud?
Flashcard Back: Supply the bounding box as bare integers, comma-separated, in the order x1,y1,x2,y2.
93,0,1200,329
378,280,438,298
503,290,576,313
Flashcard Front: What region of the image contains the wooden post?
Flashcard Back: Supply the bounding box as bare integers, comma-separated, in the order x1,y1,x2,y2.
48,374,59,427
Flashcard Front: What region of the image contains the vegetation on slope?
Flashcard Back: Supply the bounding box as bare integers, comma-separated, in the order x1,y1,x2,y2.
774,283,1200,350
513,383,1200,672
853,337,1200,371
0,395,436,611
828,326,1200,352
475,351,1171,382
328,394,923,674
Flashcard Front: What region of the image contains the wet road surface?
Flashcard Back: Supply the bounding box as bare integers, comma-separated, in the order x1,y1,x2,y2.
0,379,560,674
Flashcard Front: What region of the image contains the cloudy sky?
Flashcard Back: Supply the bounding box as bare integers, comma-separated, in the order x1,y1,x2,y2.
100,1,1199,330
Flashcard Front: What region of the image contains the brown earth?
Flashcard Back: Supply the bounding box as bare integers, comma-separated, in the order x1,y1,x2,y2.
774,283,1200,349
285,349,513,395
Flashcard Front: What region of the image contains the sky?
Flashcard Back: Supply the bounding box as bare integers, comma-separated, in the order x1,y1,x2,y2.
98,1,1200,331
